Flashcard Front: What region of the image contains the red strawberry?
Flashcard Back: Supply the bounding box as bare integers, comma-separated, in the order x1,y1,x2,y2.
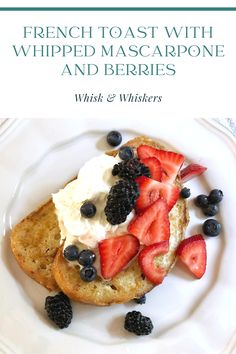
176,234,207,279
99,234,140,279
158,181,180,211
142,157,162,181
180,164,207,183
136,176,180,212
128,199,170,245
135,176,160,211
137,145,184,183
138,241,169,284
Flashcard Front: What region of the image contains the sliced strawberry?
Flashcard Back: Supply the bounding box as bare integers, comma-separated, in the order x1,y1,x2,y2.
142,157,162,181
180,164,207,183
137,145,160,160
159,181,180,211
176,234,207,279
99,234,139,279
138,241,169,284
128,199,170,245
136,176,180,212
137,145,184,183
135,176,160,211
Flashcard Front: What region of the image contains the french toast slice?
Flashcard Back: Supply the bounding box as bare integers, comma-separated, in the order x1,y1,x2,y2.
10,136,189,301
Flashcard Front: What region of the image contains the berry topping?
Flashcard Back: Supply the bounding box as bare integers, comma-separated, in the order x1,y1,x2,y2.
195,194,209,208
138,241,169,284
157,181,180,211
105,179,139,225
134,295,146,304
141,157,162,181
203,219,222,237
112,158,150,180
137,145,184,183
135,177,160,211
106,130,122,147
80,265,97,282
99,234,140,279
78,250,96,266
136,176,180,212
63,245,79,261
180,163,207,183
180,187,191,199
80,201,96,218
202,204,219,217
119,146,134,161
208,189,224,204
124,311,153,336
45,292,72,329
176,234,206,279
128,199,170,246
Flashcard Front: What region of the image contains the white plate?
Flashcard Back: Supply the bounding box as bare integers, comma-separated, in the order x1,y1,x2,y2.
0,118,236,354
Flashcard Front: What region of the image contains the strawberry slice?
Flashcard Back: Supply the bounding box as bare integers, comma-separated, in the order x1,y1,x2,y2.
137,145,184,183
99,234,139,279
180,164,207,183
176,234,207,279
135,176,160,211
158,181,180,211
138,241,169,284
128,199,170,245
136,176,180,212
142,157,162,181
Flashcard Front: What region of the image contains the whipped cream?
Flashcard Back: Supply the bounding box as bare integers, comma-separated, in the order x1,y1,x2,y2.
52,154,134,249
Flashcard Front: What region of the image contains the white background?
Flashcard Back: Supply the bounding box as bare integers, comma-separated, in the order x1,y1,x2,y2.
0,9,235,119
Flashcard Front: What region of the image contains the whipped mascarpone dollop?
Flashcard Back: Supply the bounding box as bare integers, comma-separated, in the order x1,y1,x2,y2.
52,154,134,249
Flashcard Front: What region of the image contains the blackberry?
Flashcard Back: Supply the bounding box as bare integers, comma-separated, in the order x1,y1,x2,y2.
45,292,72,329
112,158,150,180
134,295,146,305
124,311,153,336
105,179,139,225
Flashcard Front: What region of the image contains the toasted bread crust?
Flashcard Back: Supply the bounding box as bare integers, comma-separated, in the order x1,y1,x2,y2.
11,201,60,291
10,136,189,302
53,248,154,306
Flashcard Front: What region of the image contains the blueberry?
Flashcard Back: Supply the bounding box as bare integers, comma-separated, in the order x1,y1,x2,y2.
195,194,209,208
80,266,97,282
63,245,79,261
119,146,134,161
208,189,223,204
180,187,191,199
134,295,146,304
78,250,96,266
202,204,219,217
203,219,222,236
106,131,122,147
80,202,96,218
